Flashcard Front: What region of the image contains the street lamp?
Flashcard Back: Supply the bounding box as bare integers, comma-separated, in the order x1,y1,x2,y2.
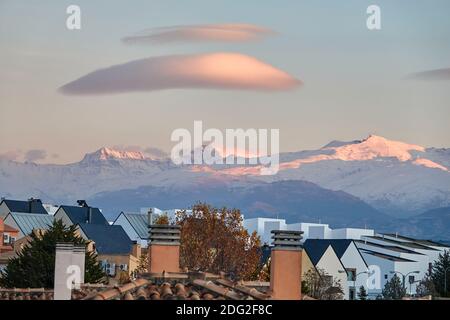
444,266,450,295
390,271,420,294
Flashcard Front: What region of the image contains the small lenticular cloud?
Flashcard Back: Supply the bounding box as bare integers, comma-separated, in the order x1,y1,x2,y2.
407,68,450,81
59,53,302,95
122,23,275,45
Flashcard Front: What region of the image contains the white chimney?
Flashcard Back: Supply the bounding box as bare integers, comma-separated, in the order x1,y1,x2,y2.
54,243,74,300
54,243,86,300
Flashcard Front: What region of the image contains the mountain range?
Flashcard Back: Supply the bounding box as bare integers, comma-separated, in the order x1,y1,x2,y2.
1,135,449,240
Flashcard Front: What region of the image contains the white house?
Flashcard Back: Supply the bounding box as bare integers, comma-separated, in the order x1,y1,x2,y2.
306,239,370,300
243,218,375,244
303,239,349,299
359,248,419,298
139,207,191,221
3,212,54,238
243,218,287,245
113,212,149,247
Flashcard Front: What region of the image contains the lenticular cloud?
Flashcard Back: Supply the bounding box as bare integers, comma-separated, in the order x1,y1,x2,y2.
122,23,275,44
59,53,301,95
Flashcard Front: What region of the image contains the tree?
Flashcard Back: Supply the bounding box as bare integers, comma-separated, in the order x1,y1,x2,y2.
430,250,450,297
382,274,406,300
416,271,436,297
154,213,170,225
302,268,344,300
358,285,368,300
0,220,105,288
176,203,261,281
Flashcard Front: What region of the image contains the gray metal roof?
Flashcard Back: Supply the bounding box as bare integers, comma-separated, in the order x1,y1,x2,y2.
9,212,54,235
123,213,148,239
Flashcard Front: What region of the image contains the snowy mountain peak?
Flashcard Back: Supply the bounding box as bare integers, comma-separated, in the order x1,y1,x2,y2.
331,134,425,161
82,147,147,162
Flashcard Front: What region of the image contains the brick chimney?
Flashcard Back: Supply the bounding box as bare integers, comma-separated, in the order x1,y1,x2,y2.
148,224,181,273
269,230,303,300
132,241,141,258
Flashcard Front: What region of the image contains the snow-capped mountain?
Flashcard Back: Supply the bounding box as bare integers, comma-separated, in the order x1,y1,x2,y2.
0,135,449,221
203,135,450,217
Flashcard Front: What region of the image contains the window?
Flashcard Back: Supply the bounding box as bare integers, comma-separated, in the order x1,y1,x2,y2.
3,234,10,244
384,274,388,279
323,275,333,287
347,268,356,281
408,275,415,284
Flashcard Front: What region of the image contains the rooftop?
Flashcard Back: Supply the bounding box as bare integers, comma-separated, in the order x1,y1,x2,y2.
355,240,424,255
360,249,416,262
7,212,54,235
367,236,440,251
117,212,148,239
380,233,450,248
1,199,47,215
58,205,109,226
78,223,132,255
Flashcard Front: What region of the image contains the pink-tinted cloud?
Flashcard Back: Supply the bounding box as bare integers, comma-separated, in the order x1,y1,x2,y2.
59,53,301,95
0,150,21,161
122,23,275,44
24,149,47,162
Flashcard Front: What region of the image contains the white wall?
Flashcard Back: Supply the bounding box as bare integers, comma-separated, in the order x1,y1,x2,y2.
332,228,374,240
316,246,349,299
54,208,75,227
243,218,287,245
339,242,369,299
3,214,25,238
113,213,148,247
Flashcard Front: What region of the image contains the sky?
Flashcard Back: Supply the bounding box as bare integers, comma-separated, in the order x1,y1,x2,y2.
0,0,449,164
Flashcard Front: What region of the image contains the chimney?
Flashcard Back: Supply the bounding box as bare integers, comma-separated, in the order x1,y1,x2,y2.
269,230,303,300
54,243,86,300
87,207,93,224
27,198,41,213
72,245,86,287
54,243,74,300
148,224,180,273
132,241,141,258
147,208,153,226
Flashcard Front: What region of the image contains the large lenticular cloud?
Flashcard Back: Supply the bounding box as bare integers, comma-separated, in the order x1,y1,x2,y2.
122,23,275,44
59,53,301,95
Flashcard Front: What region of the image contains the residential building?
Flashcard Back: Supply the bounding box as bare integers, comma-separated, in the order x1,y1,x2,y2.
359,249,419,298
0,218,19,253
0,198,47,219
76,223,138,279
113,212,149,247
305,239,369,300
3,212,54,238
243,218,287,244
54,201,109,227
357,234,450,296
303,239,348,299
243,218,374,244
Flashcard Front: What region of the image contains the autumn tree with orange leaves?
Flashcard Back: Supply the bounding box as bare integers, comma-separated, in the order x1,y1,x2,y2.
176,203,261,281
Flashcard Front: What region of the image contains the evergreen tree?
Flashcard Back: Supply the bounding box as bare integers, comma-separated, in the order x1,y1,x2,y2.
382,274,406,300
358,285,368,300
430,250,450,297
0,220,105,288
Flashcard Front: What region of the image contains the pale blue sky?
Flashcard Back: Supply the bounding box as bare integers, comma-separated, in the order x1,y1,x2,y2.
0,0,449,163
